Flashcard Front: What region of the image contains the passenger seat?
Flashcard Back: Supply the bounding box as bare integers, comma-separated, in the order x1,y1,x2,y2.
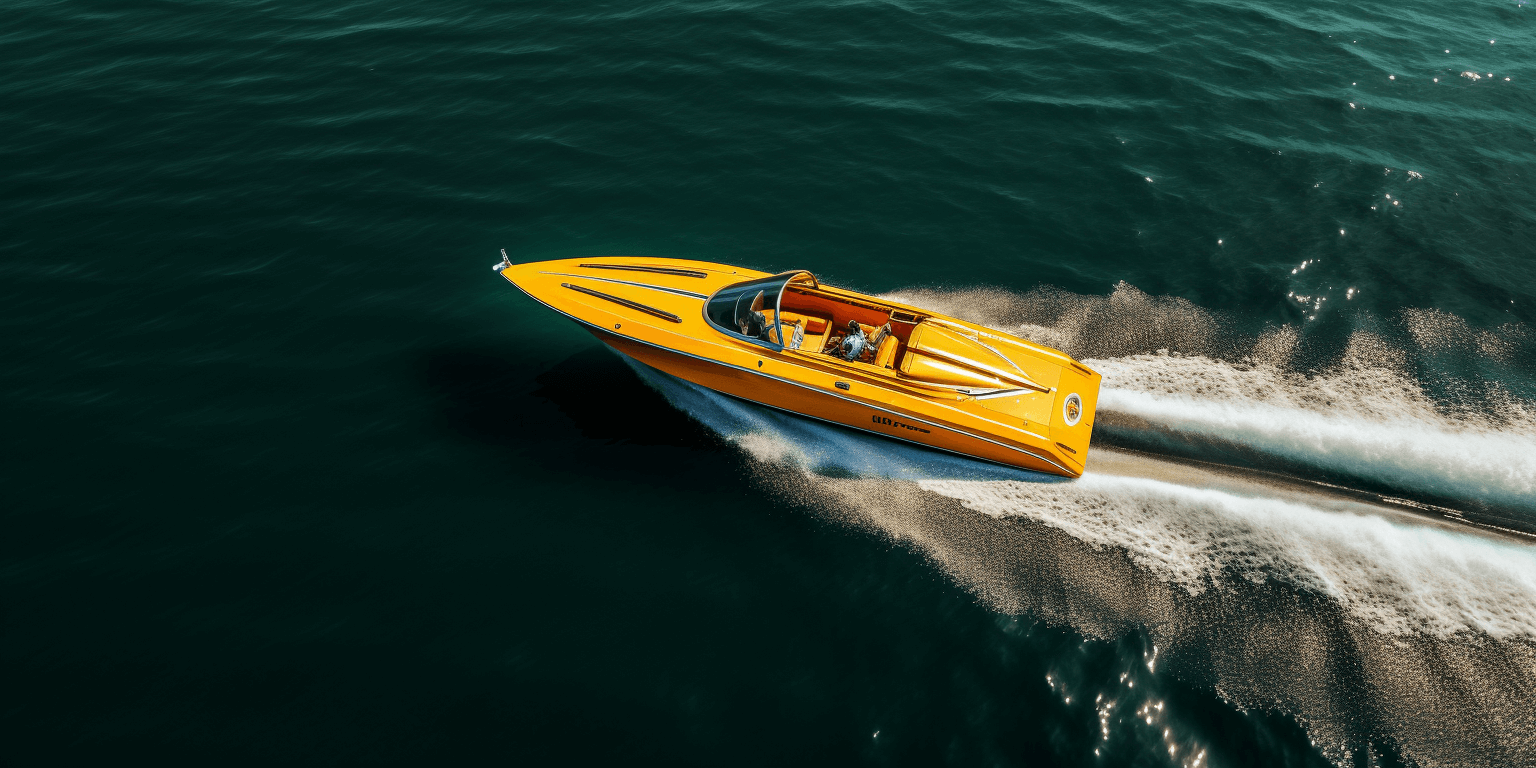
873,334,899,369
764,310,831,350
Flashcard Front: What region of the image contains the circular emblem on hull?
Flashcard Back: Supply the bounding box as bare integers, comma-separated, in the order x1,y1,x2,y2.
1063,393,1083,426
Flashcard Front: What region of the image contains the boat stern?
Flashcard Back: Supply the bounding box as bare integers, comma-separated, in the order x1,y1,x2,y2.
1047,361,1101,472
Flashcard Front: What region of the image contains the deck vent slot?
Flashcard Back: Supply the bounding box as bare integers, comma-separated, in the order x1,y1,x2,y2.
561,283,682,323
579,263,708,278
1055,442,1078,455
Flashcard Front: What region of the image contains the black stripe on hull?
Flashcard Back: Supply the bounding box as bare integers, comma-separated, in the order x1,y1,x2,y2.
578,263,709,278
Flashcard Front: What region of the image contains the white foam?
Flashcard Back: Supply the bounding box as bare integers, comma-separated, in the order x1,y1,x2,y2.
623,351,1536,640
918,473,1536,639
883,283,1536,512
1087,349,1536,508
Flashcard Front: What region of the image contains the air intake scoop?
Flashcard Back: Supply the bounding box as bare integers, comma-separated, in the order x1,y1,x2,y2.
897,321,1044,392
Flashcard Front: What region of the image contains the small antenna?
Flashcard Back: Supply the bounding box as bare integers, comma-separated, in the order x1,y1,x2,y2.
492,248,512,272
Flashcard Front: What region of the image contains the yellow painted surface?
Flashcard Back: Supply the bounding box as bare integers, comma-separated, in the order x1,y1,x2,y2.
499,257,1100,477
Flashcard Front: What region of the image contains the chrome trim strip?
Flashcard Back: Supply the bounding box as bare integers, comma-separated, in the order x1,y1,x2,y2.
502,274,1074,474
540,272,709,299
970,335,1036,383
969,387,1038,400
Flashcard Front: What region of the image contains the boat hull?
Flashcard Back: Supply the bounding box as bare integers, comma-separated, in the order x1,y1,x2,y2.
586,321,1081,476
587,320,1079,477
498,256,1098,477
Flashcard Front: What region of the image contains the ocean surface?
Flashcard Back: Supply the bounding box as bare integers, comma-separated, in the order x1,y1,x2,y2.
3,0,1535,765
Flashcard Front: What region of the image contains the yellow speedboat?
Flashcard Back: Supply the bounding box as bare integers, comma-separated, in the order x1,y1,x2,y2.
496,254,1100,477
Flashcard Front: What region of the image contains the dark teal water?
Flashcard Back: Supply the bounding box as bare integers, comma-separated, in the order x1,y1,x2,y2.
4,0,1536,765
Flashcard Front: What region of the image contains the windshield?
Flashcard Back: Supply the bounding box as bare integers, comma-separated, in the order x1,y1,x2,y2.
704,271,816,349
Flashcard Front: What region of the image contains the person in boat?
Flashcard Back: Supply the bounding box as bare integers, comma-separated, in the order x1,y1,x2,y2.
736,289,806,349
736,291,768,338
833,320,891,363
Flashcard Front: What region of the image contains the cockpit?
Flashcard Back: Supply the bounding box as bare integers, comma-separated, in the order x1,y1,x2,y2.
703,270,904,368
704,270,1048,395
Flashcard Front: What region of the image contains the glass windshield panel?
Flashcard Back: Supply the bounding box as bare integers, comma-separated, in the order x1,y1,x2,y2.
704,272,814,348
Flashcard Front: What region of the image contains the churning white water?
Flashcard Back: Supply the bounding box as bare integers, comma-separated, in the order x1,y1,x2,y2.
887,282,1536,514
918,474,1536,639
1089,350,1536,510
625,350,1536,641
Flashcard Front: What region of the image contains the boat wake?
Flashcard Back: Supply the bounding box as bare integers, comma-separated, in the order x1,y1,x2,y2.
890,283,1536,522
618,282,1536,766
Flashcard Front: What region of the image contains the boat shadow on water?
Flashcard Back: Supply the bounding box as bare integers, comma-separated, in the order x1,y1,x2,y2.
420,345,726,453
